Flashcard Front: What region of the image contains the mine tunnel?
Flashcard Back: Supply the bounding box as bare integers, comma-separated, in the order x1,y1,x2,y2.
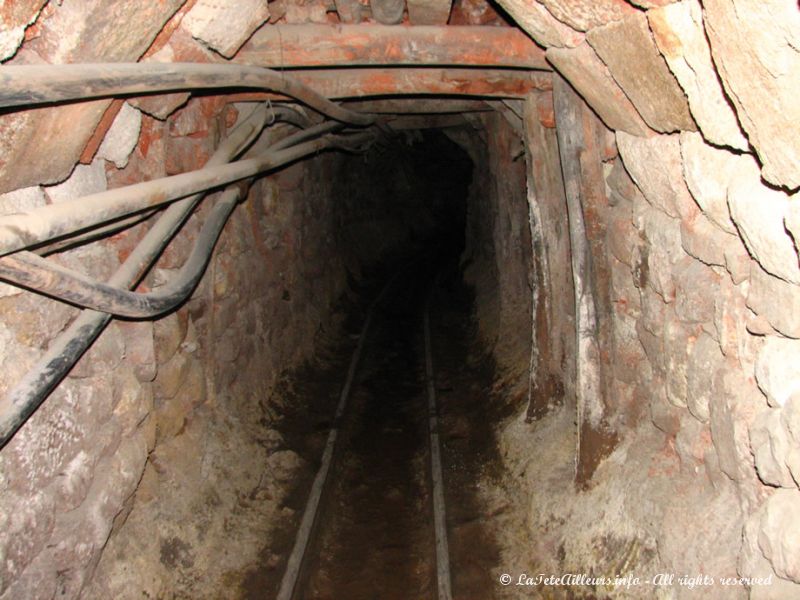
1,1,799,599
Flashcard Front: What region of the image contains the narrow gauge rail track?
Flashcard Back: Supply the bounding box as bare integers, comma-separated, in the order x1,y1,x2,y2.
277,265,453,600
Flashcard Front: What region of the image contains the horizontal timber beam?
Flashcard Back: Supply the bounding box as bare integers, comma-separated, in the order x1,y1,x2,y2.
341,98,492,113
235,25,550,70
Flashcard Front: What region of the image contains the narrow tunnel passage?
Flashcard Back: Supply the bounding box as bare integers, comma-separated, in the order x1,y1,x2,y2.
1,2,799,599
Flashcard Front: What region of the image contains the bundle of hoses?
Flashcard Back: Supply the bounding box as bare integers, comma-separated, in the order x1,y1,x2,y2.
0,63,378,448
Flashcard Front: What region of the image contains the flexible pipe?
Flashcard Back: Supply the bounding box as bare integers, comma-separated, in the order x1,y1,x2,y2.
0,129,376,317
0,63,375,127
0,105,320,447
0,120,349,258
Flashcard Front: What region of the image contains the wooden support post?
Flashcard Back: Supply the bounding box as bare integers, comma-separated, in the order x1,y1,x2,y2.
522,91,575,422
552,75,618,487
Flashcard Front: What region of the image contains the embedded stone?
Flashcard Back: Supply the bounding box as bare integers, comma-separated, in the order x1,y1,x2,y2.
673,258,719,324
686,332,723,422
781,396,800,486
537,0,637,32
153,312,189,366
43,159,107,203
663,319,696,408
0,185,46,216
750,408,795,488
607,202,637,266
710,367,760,481
547,44,651,137
0,0,47,60
680,131,744,235
587,12,696,133
496,0,584,47
755,336,800,408
680,212,731,267
617,132,696,219
758,489,800,582
96,103,142,169
635,205,684,301
747,264,800,339
0,0,185,193
649,0,748,150
728,160,800,285
183,0,270,59
786,203,800,257
703,0,800,189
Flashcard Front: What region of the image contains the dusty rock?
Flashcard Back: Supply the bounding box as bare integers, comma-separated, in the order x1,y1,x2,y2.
153,312,188,366
547,44,651,136
710,367,760,482
758,489,800,583
0,0,47,60
755,337,800,408
607,203,637,267
781,396,800,487
628,0,681,7
686,332,723,422
673,258,719,324
728,161,800,285
183,0,270,58
703,0,800,190
0,185,46,216
680,212,730,267
96,102,141,169
537,0,637,32
723,241,752,286
648,0,748,150
0,0,185,193
786,203,800,255
679,131,744,234
750,408,794,488
44,159,107,203
587,13,696,133
496,0,584,47
153,352,192,401
56,450,97,511
740,512,800,599
617,132,696,219
663,319,696,408
606,156,641,204
116,321,157,383
0,490,55,591
746,264,800,339
634,203,684,301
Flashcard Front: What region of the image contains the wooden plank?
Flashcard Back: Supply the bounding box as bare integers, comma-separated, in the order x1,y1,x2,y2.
235,24,550,70
407,0,453,25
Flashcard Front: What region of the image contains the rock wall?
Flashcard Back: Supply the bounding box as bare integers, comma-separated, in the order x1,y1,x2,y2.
493,0,800,595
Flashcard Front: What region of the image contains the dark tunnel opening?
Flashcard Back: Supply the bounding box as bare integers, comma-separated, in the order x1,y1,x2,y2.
236,124,513,599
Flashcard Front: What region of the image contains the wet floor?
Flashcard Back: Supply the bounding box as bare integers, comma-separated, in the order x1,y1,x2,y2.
244,259,505,599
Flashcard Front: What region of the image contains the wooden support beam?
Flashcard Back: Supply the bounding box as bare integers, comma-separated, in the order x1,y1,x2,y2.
235,25,550,70
407,0,453,25
342,98,492,113
225,69,552,102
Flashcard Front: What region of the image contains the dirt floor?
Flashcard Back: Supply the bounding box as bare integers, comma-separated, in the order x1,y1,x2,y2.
240,259,515,599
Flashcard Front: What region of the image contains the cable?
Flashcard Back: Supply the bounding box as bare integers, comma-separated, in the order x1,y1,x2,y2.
0,105,309,447
0,62,375,127
0,129,377,317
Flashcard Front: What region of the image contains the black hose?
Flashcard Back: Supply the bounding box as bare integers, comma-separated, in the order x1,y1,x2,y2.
0,105,316,448
0,63,375,127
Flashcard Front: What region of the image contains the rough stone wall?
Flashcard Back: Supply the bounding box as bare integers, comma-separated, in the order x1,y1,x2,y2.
0,3,359,597
496,0,800,595
460,113,533,403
